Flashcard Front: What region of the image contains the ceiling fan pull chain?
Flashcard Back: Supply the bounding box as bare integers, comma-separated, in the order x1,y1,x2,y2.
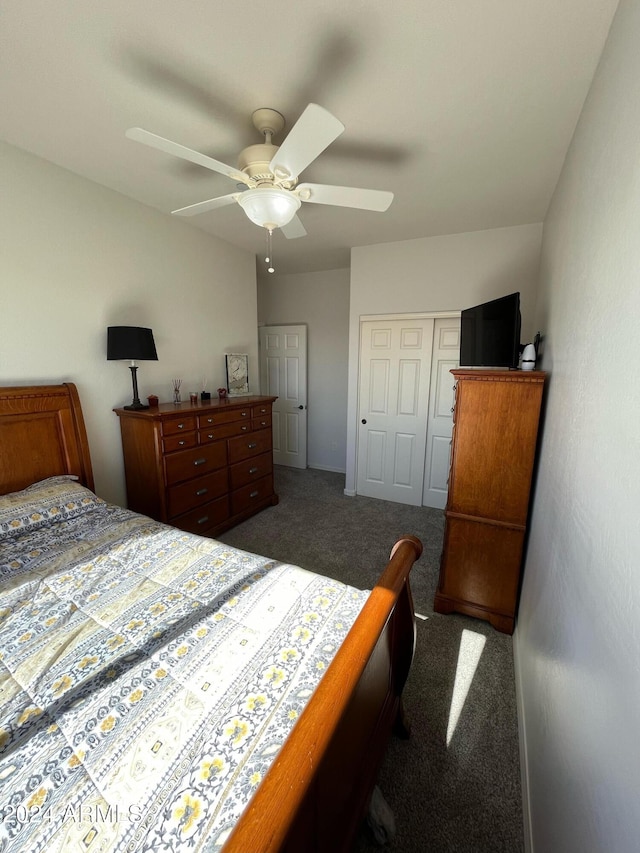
266,228,275,274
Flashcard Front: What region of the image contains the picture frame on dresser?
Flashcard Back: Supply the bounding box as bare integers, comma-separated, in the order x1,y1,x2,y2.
225,353,249,396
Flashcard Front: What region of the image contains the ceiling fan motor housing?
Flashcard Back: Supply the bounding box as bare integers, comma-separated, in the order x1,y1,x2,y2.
238,143,286,185
239,108,296,187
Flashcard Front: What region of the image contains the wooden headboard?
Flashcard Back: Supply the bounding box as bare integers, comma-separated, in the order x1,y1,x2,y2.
0,383,94,495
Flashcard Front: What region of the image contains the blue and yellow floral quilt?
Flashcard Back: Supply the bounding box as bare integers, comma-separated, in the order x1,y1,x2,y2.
0,477,368,851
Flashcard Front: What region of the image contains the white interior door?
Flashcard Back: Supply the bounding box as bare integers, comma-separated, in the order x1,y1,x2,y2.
356,319,434,505
422,317,461,509
259,325,308,469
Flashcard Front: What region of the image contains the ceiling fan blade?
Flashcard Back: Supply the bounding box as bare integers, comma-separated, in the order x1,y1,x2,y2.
126,127,251,185
296,183,393,211
269,103,344,182
172,193,239,217
280,215,307,239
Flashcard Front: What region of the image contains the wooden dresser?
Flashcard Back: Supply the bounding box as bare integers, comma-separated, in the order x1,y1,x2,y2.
114,395,278,538
434,370,546,634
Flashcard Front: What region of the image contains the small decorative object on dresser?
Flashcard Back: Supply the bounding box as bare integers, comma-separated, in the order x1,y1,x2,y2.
521,342,537,370
114,395,278,537
225,353,249,395
434,369,547,634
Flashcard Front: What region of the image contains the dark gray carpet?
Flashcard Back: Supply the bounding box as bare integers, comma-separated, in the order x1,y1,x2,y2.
218,466,524,853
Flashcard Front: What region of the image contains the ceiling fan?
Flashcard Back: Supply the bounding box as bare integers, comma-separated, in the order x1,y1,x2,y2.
126,103,394,247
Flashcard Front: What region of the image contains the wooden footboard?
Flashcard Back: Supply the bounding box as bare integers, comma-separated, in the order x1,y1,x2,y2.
224,534,423,853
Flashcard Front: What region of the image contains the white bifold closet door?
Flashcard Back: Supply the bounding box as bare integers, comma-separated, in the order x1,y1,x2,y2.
356,317,459,507
422,318,461,509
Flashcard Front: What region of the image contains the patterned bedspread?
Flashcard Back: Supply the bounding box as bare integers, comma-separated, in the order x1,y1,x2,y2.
0,477,369,852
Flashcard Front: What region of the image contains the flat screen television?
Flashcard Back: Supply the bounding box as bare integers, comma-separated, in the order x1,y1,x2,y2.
459,292,521,369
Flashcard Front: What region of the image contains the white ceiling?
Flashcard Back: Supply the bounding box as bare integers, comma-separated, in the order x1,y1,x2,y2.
1,0,618,276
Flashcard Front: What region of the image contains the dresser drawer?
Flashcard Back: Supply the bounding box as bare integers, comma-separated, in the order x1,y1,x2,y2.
230,475,273,516
251,415,271,431
228,429,272,464
167,469,228,518
198,408,251,428
229,451,273,490
251,403,271,417
162,415,197,436
164,442,228,486
199,421,251,444
171,496,229,536
163,432,197,454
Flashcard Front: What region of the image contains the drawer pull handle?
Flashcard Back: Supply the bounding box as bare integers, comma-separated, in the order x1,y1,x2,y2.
207,433,214,439
260,408,266,413
178,440,186,446
250,490,259,498
241,411,248,417
194,457,207,466
207,418,213,424
249,466,259,474
241,425,248,431
260,421,266,426
197,516,209,525
196,488,208,496
177,423,185,429
248,442,257,449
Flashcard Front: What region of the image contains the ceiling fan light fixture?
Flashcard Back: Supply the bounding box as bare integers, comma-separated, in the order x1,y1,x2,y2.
237,187,301,230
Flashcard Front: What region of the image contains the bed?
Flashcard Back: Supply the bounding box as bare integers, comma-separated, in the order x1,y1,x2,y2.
0,383,422,853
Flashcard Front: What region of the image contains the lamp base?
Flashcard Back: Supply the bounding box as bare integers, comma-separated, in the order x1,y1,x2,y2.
124,365,149,410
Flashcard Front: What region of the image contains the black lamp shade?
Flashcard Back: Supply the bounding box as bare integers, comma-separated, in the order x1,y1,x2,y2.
107,326,158,361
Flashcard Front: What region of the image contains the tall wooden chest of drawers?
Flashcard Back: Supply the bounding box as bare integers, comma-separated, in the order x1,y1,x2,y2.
114,396,278,538
433,370,546,634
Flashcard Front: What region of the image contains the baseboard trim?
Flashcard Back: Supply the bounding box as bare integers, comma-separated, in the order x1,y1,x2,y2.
343,488,356,497
308,464,346,474
512,629,533,853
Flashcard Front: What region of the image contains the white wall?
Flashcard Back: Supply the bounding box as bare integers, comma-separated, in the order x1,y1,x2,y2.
257,268,350,472
516,1,639,851
345,223,543,493
0,141,258,506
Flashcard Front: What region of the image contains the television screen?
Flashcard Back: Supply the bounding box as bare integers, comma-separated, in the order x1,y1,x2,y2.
459,292,521,368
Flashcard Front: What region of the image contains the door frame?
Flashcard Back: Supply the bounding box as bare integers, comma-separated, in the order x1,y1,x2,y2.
346,310,461,498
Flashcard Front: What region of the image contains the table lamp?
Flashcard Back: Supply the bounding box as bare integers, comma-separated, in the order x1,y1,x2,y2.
107,326,158,410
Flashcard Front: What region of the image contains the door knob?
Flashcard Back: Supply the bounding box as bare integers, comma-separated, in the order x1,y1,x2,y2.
297,405,304,410
361,419,367,424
